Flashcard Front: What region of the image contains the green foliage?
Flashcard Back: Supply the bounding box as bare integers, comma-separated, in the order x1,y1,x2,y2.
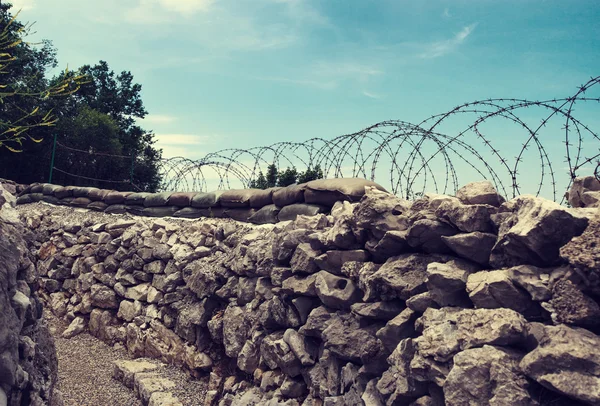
265,163,278,188
249,171,268,189
0,4,162,192
297,164,323,184
277,166,298,187
0,5,86,151
249,163,324,189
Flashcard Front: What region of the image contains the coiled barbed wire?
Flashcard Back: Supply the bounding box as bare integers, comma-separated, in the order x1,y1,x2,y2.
158,76,600,203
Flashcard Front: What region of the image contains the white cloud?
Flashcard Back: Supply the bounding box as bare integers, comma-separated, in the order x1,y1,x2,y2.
254,61,383,91
155,133,213,159
443,8,451,18
125,0,213,24
158,0,213,14
7,0,36,12
419,23,478,59
362,91,381,99
253,75,337,90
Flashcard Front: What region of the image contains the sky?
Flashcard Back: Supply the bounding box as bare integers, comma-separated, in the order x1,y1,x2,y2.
6,0,600,197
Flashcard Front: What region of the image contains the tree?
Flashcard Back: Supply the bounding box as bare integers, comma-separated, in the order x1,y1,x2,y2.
248,163,324,189
46,61,162,191
265,163,278,188
0,4,85,151
277,166,298,187
298,164,323,183
249,171,268,189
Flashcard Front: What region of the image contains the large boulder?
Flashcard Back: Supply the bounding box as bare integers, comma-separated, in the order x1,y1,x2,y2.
567,176,600,208
490,195,589,267
362,253,452,301
456,180,505,207
304,178,388,207
444,345,532,406
351,187,412,242
520,324,600,405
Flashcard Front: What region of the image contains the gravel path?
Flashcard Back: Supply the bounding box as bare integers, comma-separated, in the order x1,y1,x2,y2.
47,312,209,406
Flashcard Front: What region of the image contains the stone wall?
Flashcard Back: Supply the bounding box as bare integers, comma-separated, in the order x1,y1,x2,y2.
0,185,61,406
17,179,600,406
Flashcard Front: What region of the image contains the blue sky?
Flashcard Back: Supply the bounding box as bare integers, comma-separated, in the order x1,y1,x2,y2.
8,0,600,197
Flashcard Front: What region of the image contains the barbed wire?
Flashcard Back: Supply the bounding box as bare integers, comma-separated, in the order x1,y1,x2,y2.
156,76,599,203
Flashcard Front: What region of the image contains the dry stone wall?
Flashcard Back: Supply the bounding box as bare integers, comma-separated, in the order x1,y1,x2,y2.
13,177,600,406
0,185,61,406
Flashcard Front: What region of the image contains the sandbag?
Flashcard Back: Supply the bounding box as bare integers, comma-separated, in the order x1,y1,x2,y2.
278,203,328,222
72,187,95,197
88,201,108,211
225,208,256,222
29,193,44,202
104,191,133,205
126,205,145,216
71,197,92,207
220,189,262,208
58,197,75,206
304,178,388,206
42,184,62,195
168,192,197,207
30,184,44,193
54,186,75,199
144,192,173,207
19,184,34,195
173,207,210,219
125,192,150,205
249,187,280,208
142,206,179,217
16,195,33,204
191,191,224,208
105,204,128,214
272,183,306,207
248,204,280,224
88,188,112,201
41,195,60,205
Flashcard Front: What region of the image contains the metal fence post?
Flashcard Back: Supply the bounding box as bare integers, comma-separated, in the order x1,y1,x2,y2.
48,133,57,183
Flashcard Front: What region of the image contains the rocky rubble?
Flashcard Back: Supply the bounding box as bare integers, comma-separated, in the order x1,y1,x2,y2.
0,185,61,406
15,178,600,406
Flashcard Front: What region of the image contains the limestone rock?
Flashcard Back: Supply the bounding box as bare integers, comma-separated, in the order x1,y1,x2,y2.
376,308,417,352
290,243,321,274
62,317,86,339
456,180,505,207
351,187,412,241
490,195,588,267
118,300,143,322
435,200,496,233
426,260,479,307
406,219,458,254
567,176,600,208
414,307,528,363
113,359,160,388
550,278,600,327
314,250,369,275
520,324,600,405
441,232,496,266
444,345,532,406
466,270,536,315
321,312,380,363
363,253,452,301
314,272,361,310
90,284,119,309
350,300,404,321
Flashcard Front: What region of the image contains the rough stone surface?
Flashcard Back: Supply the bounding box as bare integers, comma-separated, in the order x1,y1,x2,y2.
520,324,600,406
